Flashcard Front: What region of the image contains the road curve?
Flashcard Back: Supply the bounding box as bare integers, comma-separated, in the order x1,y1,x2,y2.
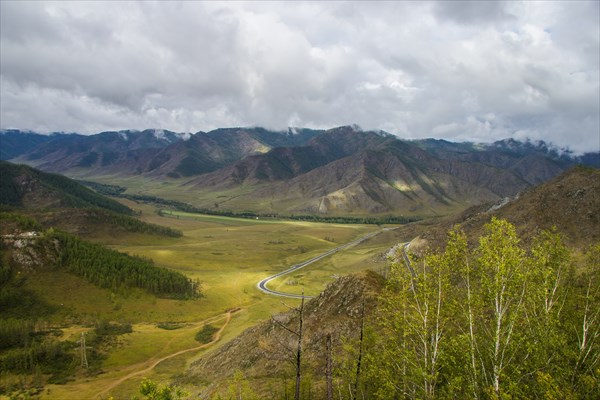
257,229,391,298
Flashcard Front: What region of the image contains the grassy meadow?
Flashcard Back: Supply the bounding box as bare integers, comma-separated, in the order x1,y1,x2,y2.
24,200,408,399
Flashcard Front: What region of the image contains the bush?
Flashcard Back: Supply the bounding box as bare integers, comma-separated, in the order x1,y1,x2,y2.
195,325,219,344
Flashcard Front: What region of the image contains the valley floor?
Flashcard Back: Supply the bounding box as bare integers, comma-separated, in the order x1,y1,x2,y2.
25,204,415,399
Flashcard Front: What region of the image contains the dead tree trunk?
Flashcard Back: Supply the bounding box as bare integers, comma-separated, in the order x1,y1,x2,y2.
352,299,365,399
295,291,305,400
326,333,333,400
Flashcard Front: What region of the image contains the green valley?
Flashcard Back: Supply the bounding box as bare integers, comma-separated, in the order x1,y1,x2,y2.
1,192,409,399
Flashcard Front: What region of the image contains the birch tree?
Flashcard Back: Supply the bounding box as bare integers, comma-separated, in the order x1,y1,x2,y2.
440,227,482,398
570,244,600,397
476,217,527,398
370,219,597,399
372,240,453,399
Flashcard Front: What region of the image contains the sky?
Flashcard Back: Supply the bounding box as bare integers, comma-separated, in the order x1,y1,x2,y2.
1,1,599,153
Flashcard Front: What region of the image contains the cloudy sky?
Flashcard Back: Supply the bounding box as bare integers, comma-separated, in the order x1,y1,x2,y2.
1,1,598,152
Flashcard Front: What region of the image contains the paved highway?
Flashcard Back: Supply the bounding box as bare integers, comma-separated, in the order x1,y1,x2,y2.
257,229,391,298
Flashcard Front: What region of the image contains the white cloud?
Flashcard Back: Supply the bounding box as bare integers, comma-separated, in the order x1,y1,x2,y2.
0,1,598,153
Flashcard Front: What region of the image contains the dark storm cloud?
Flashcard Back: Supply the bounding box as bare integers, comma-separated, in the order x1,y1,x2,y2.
0,1,598,153
432,1,515,25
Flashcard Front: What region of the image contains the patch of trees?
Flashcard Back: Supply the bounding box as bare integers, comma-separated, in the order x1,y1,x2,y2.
92,320,132,338
2,207,182,239
38,173,133,214
0,247,56,320
0,212,42,232
0,338,75,380
287,214,420,225
88,188,420,225
358,218,599,399
47,230,200,299
0,253,75,390
139,378,188,400
76,180,127,196
85,209,183,237
0,162,21,206
84,320,135,373
195,324,219,344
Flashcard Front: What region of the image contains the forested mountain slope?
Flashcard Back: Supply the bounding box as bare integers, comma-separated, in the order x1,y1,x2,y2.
0,161,133,214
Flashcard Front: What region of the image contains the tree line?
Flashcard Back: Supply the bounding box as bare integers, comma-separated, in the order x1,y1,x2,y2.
81,181,421,226
46,230,200,299
84,209,183,237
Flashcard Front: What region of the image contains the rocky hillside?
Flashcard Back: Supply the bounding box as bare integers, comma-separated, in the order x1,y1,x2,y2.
185,271,383,396
186,126,390,185
415,166,600,251
188,128,572,216
7,129,189,176
146,127,321,178
6,127,321,178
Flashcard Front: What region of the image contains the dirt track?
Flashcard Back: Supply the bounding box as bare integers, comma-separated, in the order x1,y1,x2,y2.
96,310,236,398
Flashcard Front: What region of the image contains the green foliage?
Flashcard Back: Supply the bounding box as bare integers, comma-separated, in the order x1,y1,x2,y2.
220,370,259,400
46,230,200,298
368,219,600,399
287,214,420,225
156,322,184,330
0,319,35,350
92,320,132,338
77,180,127,196
85,209,183,237
0,248,76,386
139,378,188,400
0,252,56,320
0,338,76,379
0,161,133,215
195,324,219,344
0,163,21,206
0,213,42,232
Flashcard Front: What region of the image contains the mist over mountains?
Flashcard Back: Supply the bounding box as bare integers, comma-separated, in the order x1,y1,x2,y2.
2,126,598,216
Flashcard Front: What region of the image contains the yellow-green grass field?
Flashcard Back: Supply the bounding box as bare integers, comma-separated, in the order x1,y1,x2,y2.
24,201,410,399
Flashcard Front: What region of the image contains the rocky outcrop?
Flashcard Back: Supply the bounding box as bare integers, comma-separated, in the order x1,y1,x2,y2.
185,271,383,392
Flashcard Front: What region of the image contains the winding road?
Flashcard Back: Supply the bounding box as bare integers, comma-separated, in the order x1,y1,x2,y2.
257,228,392,298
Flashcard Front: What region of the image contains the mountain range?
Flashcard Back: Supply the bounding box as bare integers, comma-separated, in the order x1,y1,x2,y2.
2,126,598,216
1,129,598,399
